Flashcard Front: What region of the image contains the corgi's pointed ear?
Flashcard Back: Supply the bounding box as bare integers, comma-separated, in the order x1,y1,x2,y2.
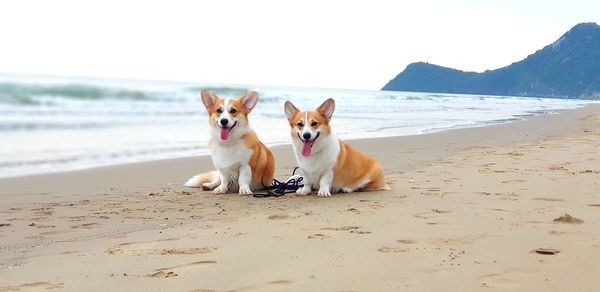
201,89,218,109
317,98,335,120
240,91,258,111
284,101,300,121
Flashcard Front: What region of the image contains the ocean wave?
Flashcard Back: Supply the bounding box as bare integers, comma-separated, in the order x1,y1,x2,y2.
0,108,204,117
186,86,251,97
0,82,211,106
0,81,288,108
0,145,205,169
258,96,286,103
185,86,287,103
406,95,432,100
0,82,185,105
0,122,111,131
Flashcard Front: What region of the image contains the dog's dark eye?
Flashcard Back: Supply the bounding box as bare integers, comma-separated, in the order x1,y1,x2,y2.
297,122,304,127
216,108,223,114
311,121,318,127
229,108,237,114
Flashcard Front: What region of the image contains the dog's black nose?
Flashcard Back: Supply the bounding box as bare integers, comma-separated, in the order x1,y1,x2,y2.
220,118,229,126
302,132,311,140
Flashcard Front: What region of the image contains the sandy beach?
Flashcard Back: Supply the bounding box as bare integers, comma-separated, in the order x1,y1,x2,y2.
1,104,599,291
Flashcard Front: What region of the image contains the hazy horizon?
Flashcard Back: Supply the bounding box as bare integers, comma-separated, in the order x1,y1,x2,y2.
1,0,599,90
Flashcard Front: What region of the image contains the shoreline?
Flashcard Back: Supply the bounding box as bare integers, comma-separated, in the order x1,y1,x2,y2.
0,96,590,179
0,104,599,291
0,104,592,181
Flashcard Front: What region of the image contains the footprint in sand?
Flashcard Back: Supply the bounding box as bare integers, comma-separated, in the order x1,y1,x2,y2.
377,247,409,253
0,207,22,214
532,248,560,255
147,271,178,278
31,207,54,217
107,238,178,255
65,215,87,222
321,226,360,231
226,280,294,291
429,234,486,246
0,282,64,291
159,248,216,255
501,179,527,184
548,165,568,171
145,261,217,278
350,230,372,234
413,209,451,219
478,269,538,289
420,188,443,196
553,214,583,224
320,226,371,234
268,280,293,285
71,223,100,229
39,230,71,236
307,233,329,240
107,238,216,256
28,222,55,229
532,197,566,202
267,214,292,220
397,239,418,244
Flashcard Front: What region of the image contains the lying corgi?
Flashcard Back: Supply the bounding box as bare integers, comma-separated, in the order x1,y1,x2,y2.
184,89,274,195
284,98,389,197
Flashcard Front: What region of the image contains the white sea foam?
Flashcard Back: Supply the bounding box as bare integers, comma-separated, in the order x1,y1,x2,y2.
0,75,596,177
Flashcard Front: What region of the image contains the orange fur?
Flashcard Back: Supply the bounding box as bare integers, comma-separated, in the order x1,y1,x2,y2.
243,132,275,186
206,97,253,120
332,141,387,191
194,171,218,189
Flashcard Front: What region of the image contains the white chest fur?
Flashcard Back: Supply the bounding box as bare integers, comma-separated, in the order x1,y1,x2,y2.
209,139,252,184
293,134,340,184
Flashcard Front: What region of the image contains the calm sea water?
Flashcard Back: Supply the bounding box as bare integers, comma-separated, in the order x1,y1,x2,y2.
0,74,595,177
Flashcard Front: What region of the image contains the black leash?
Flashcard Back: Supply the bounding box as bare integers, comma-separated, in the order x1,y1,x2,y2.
253,167,303,198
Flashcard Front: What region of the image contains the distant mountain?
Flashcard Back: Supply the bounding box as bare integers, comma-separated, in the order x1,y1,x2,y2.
382,23,600,99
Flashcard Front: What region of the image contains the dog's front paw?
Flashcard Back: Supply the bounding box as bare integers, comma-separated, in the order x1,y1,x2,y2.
296,186,312,196
239,185,252,195
213,185,228,194
317,189,332,197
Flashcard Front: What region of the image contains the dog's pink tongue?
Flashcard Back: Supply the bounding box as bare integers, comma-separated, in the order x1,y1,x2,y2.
220,127,230,140
301,141,312,156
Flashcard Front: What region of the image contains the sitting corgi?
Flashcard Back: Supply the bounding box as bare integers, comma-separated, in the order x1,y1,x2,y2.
284,98,389,197
184,89,274,195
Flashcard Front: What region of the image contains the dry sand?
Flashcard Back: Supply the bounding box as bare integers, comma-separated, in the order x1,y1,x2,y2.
1,104,599,291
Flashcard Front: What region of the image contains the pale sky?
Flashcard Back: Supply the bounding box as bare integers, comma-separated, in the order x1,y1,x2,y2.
1,0,598,90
